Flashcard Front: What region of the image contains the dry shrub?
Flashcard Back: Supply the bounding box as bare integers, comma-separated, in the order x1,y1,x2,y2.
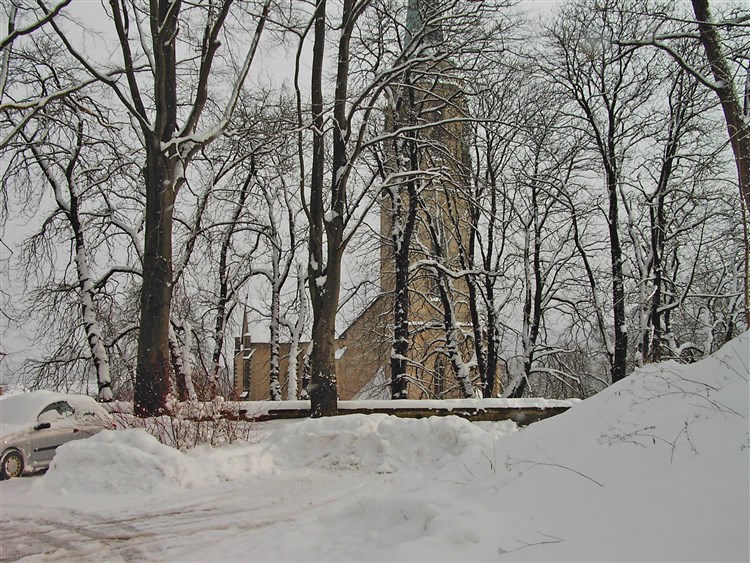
109,396,259,450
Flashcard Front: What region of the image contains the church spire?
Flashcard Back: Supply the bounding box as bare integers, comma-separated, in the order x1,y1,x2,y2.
241,299,249,337
406,0,444,48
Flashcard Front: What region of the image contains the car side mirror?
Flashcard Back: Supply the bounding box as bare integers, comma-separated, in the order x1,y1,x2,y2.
34,422,52,431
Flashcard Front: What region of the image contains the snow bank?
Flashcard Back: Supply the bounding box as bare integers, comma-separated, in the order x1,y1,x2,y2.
262,414,517,474
42,429,218,494
269,334,750,562
16,333,748,562
476,333,750,562
38,412,517,495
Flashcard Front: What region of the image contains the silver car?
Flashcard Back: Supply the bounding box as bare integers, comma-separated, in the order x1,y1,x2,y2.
0,390,115,479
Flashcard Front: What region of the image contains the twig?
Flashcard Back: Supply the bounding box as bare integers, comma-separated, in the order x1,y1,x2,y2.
506,447,603,488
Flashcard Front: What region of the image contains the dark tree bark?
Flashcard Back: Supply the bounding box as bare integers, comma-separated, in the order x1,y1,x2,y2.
136,142,177,415
133,0,180,415
691,0,750,326
605,156,628,384
389,175,419,400
307,0,346,417
389,74,420,400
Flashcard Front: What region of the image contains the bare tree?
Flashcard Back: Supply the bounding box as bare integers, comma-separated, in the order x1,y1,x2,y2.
543,0,664,384
255,148,305,401
367,0,511,400
3,83,141,398
465,65,522,397
37,0,272,414
0,0,86,151
616,0,750,326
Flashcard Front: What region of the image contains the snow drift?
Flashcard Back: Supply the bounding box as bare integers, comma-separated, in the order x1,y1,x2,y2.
5,333,748,562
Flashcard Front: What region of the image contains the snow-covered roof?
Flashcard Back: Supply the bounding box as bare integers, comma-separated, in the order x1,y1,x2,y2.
0,390,103,436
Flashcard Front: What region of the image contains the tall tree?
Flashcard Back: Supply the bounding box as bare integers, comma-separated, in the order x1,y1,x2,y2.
617,0,749,326
545,0,660,383
376,0,508,399
41,0,271,414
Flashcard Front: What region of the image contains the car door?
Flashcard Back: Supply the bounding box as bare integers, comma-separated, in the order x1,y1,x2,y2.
29,401,77,466
70,406,110,439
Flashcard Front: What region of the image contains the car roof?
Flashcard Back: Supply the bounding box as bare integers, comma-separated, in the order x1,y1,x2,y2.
0,390,100,426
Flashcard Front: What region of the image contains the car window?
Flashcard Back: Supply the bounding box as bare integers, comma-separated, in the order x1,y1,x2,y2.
38,401,75,422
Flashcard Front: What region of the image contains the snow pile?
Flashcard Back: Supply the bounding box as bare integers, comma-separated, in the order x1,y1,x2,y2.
42,429,218,494
269,334,749,562
39,414,517,495
41,428,282,494
5,333,747,561
263,414,517,474
474,333,750,562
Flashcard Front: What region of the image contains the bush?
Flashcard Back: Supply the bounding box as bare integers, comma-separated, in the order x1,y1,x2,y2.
109,396,258,450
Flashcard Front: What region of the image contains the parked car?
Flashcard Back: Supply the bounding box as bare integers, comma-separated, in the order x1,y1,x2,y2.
0,390,115,479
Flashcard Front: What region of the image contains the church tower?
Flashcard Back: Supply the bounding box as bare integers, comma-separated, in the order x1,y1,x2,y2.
379,0,476,399
235,0,480,403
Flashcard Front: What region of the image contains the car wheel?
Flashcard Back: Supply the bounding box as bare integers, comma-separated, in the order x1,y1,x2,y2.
1,450,24,479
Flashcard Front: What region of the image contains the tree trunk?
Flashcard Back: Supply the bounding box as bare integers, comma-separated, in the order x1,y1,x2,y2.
300,341,313,400
648,184,667,362
169,325,196,401
421,197,476,399
135,144,175,416
285,266,307,400
466,178,489,396
309,273,340,416
483,277,499,397
391,225,411,399
435,274,476,398
691,0,750,325
390,78,419,400
307,0,329,415
607,167,628,384
70,188,113,402
510,180,543,399
390,183,417,399
269,272,282,401
481,148,501,398
134,0,181,416
307,0,340,417
209,280,228,398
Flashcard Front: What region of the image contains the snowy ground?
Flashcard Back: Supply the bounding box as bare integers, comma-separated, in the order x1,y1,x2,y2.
1,334,748,562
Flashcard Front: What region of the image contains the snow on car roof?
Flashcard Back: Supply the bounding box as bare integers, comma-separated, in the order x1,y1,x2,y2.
0,390,100,428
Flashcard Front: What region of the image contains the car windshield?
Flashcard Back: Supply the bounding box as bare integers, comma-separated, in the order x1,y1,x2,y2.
0,394,46,427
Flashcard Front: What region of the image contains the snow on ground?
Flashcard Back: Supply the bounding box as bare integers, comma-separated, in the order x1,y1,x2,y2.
1,334,748,561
